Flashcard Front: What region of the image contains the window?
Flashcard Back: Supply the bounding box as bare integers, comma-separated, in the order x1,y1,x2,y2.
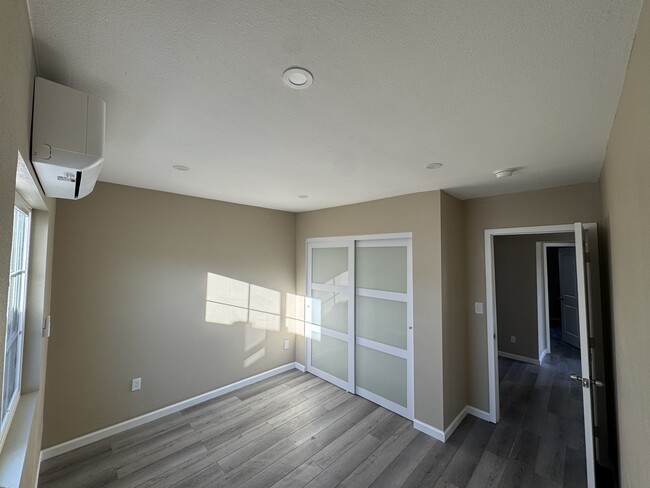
0,195,31,442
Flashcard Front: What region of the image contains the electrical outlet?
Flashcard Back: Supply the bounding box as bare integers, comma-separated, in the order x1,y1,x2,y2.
474,302,484,314
131,378,141,391
283,339,290,350
510,336,516,344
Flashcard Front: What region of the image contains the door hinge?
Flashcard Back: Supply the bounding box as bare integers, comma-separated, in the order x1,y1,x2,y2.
589,337,595,348
585,251,591,262
593,425,599,437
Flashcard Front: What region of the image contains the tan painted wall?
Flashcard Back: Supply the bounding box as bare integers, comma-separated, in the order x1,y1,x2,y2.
440,192,468,426
43,183,296,447
494,233,573,361
464,183,601,411
0,0,37,393
599,1,650,485
0,1,57,486
296,191,444,429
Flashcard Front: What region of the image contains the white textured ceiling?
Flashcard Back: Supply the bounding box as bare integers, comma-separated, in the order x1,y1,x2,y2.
27,0,643,211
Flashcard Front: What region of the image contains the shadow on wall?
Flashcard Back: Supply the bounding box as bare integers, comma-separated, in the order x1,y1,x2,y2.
204,273,309,369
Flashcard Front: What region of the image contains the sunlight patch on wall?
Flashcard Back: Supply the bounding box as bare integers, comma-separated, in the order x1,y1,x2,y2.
205,273,281,332
206,273,249,309
286,293,305,336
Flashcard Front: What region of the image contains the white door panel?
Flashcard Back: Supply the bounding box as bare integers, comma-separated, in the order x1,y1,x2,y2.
306,235,413,419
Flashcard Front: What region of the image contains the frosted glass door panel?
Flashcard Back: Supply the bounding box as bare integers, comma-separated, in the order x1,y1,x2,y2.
312,333,348,382
311,289,348,333
356,345,407,407
312,248,348,286
356,247,407,293
356,296,407,349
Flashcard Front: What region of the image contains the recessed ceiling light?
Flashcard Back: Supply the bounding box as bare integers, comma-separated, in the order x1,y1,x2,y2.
425,162,443,170
283,68,313,90
494,169,515,179
298,194,309,199
172,164,190,171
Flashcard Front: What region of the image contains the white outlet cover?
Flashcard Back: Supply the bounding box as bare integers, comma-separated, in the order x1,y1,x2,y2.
43,315,52,338
474,302,484,314
131,378,142,391
510,336,517,344
283,339,290,350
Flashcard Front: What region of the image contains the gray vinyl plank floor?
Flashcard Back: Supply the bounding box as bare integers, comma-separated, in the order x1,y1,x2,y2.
39,337,586,488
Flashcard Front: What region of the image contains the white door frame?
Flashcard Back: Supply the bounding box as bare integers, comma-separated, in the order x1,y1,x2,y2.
305,232,414,420
535,241,575,361
485,223,600,488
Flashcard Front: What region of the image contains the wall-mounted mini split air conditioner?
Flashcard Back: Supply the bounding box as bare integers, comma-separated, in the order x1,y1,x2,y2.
31,77,106,200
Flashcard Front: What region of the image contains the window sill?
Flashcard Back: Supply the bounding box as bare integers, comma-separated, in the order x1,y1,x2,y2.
0,392,38,488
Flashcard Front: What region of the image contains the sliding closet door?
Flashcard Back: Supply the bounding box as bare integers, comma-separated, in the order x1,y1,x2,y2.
355,239,413,419
306,241,355,391
306,235,413,418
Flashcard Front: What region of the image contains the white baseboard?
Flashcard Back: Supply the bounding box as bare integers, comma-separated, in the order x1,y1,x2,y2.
294,362,306,372
498,351,540,365
413,419,445,442
443,406,467,440
466,405,492,422
41,362,300,461
414,404,493,443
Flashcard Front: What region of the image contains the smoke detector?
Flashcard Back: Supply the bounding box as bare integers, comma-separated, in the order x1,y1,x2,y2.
494,169,515,179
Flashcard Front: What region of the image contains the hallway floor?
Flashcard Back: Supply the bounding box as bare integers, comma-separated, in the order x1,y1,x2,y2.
495,324,586,486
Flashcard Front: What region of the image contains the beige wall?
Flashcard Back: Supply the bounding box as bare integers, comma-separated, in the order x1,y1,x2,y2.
296,191,445,429
0,0,37,393
440,192,468,426
0,0,57,486
494,233,573,361
599,0,650,485
43,183,296,447
465,183,601,411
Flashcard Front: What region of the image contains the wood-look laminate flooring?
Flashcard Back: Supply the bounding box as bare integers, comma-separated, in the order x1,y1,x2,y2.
39,339,586,487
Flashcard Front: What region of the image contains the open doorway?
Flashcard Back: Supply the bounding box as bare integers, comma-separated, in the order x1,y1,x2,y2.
493,233,574,365
540,243,580,356
485,223,609,488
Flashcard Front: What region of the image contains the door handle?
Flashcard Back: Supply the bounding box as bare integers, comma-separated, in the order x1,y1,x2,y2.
570,373,605,388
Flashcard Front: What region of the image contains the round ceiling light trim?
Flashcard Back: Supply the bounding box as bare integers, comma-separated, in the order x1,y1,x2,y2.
172,164,190,172
425,162,443,170
283,67,313,89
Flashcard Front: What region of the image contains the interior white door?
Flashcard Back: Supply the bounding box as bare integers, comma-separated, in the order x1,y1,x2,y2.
354,239,413,419
573,222,597,488
306,241,355,392
558,247,580,348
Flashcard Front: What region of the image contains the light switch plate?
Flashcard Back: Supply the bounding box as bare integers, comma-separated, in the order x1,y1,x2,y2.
474,302,484,314
510,336,517,344
283,339,290,350
42,315,52,338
